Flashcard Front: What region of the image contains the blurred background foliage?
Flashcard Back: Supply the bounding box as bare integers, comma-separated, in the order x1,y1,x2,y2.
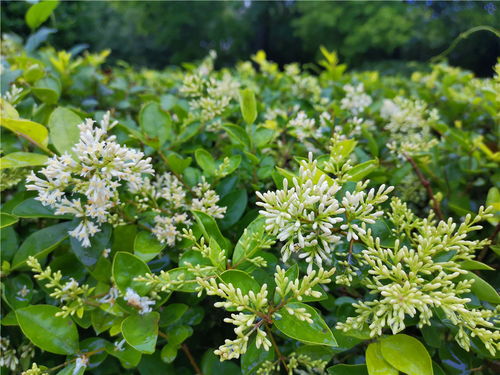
2,0,499,76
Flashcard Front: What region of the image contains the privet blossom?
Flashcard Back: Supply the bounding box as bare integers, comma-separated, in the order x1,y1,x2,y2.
337,199,499,355
257,153,393,273
26,112,154,247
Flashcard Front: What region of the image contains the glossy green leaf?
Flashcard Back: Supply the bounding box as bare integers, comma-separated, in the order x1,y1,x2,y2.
166,153,192,175
347,159,379,182
159,303,188,327
32,76,61,104
113,251,152,295
139,102,172,146
47,107,82,154
239,88,257,124
0,212,18,228
0,152,48,169
0,97,19,119
122,311,159,354
106,342,142,369
25,0,59,29
366,342,398,375
192,210,230,253
218,188,247,228
379,334,433,375
166,324,193,346
12,197,72,219
195,148,216,176
71,223,112,267
232,216,273,264
459,260,494,271
12,221,73,269
0,117,49,149
161,343,178,363
241,336,275,375
456,271,500,304
274,302,337,346
16,304,79,355
2,274,34,309
134,230,166,262
222,123,251,149
220,269,261,294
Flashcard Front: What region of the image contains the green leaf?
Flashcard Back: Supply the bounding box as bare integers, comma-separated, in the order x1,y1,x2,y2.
0,212,18,228
0,117,49,149
134,231,166,262
32,76,61,104
192,210,230,254
12,221,73,269
139,102,172,146
219,188,247,229
164,268,198,293
239,88,257,124
456,272,500,304
0,152,48,169
459,260,494,271
16,304,79,355
161,343,178,363
366,342,398,375
220,269,261,294
379,334,433,375
241,336,275,375
122,311,159,354
195,148,216,176
274,302,337,347
12,197,71,219
112,251,152,295
0,97,19,119
71,223,112,267
253,126,275,149
347,159,379,182
166,324,193,346
166,153,192,175
2,274,34,309
328,364,368,375
233,216,273,264
330,139,357,163
159,303,188,327
47,107,82,154
222,123,251,150
25,0,59,29
106,342,142,369
217,154,242,177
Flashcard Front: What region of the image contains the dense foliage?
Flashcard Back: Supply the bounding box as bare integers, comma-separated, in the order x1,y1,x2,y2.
2,0,499,75
1,6,500,375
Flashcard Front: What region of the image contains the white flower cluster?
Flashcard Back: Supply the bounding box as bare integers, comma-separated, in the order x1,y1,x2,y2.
196,265,334,361
26,112,154,247
380,97,439,156
180,71,239,125
340,83,372,115
286,111,332,144
131,173,225,246
0,337,35,372
256,154,392,273
337,199,499,355
27,256,93,317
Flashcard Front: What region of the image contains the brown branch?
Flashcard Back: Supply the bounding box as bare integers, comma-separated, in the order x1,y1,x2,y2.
181,344,203,375
266,325,289,373
403,152,444,220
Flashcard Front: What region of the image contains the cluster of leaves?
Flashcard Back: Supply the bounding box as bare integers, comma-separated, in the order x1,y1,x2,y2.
1,5,499,375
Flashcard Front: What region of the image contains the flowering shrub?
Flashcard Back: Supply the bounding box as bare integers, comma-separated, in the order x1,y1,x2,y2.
1,22,499,375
